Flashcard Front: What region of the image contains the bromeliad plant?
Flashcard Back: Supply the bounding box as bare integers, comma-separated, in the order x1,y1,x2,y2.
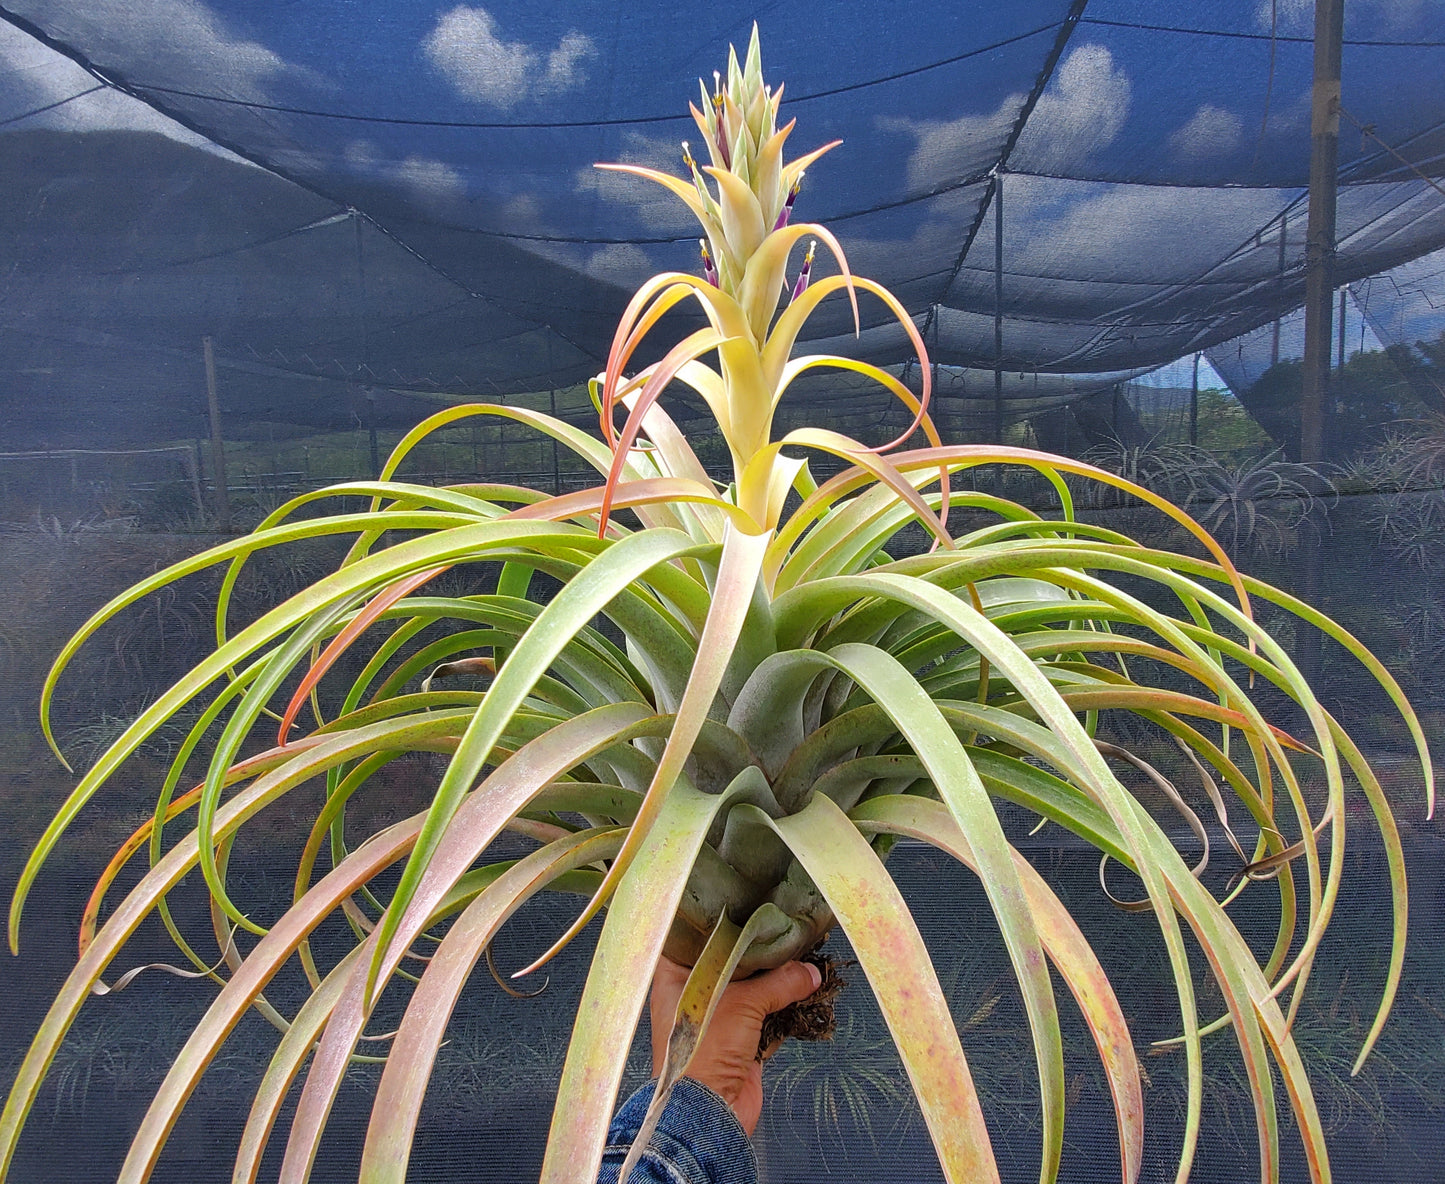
1,28,1431,1184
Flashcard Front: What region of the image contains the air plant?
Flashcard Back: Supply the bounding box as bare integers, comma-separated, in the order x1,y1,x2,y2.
764,1010,912,1156
1082,442,1329,558
1079,439,1192,510
0,27,1430,1184
1169,449,1330,559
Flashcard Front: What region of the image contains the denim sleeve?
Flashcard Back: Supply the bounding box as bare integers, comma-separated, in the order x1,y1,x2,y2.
597,1078,758,1184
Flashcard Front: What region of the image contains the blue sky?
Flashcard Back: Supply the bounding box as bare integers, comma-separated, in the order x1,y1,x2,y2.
1,0,1439,381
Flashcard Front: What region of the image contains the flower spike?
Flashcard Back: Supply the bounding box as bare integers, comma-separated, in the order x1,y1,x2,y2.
699,239,718,287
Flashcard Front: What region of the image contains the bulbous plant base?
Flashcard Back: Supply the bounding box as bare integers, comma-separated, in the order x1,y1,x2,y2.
661,878,837,976
758,941,845,1056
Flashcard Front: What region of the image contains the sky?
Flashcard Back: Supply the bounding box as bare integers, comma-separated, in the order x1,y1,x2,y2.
0,0,1440,387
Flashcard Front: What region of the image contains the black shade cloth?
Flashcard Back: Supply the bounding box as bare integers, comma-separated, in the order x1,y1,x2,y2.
0,1,1442,447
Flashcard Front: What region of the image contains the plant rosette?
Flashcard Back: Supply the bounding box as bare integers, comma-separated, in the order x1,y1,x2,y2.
1,27,1431,1184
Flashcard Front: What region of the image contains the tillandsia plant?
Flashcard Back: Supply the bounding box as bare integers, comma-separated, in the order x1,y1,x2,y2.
0,27,1432,1184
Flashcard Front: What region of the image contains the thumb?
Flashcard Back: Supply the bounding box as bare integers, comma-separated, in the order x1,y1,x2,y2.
741,959,822,1016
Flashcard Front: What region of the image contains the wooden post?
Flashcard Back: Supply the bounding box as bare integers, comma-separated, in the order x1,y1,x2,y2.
202,336,231,531
1298,0,1344,691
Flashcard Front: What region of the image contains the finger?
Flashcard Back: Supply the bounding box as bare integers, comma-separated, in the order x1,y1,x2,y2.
738,959,822,1015
649,956,688,1012
652,955,689,992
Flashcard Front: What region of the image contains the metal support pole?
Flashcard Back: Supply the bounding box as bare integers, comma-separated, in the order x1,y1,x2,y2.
1301,0,1343,466
1272,212,1287,366
993,172,1005,443
1190,352,1200,446
353,211,380,479
928,304,942,441
549,386,562,496
1338,287,1348,371
547,329,561,494
189,441,205,517
367,390,380,480
202,335,231,531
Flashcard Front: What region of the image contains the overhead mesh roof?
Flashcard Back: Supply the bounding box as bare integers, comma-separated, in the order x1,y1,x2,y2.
0,0,1443,448
2,9,1445,1181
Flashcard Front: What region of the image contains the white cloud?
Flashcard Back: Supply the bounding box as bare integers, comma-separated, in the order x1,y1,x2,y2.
997,176,1286,282
478,188,669,289
394,155,465,201
544,32,594,93
573,128,697,234
583,242,656,286
1169,104,1244,159
1011,44,1131,174
878,106,1016,193
818,192,977,284
1254,0,1317,34
1254,0,1438,34
343,138,466,207
343,139,380,171
49,0,307,99
830,178,1289,335
422,6,594,108
0,20,247,158
496,193,545,232
0,2,321,160
882,44,1130,193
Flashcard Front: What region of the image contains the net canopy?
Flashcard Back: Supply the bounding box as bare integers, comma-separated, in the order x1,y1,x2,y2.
0,0,1443,449
4,9,1445,1183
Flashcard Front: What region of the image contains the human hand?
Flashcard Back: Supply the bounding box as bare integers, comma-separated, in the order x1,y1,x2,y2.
648,955,823,1136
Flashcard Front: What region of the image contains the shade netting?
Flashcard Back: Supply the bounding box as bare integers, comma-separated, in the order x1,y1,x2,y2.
0,0,1442,446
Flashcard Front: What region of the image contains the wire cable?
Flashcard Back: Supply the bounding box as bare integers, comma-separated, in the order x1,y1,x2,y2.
124,23,1064,129
0,83,103,127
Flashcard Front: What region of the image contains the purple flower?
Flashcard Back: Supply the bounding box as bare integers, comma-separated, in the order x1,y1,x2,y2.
789,239,816,303
774,176,802,231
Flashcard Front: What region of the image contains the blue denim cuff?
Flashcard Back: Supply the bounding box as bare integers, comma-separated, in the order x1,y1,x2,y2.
597,1077,757,1184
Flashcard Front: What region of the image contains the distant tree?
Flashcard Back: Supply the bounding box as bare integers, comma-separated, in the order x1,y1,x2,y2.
1194,387,1273,460
1241,333,1445,461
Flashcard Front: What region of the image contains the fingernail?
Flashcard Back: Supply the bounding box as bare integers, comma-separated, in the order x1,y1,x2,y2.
805,962,822,991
